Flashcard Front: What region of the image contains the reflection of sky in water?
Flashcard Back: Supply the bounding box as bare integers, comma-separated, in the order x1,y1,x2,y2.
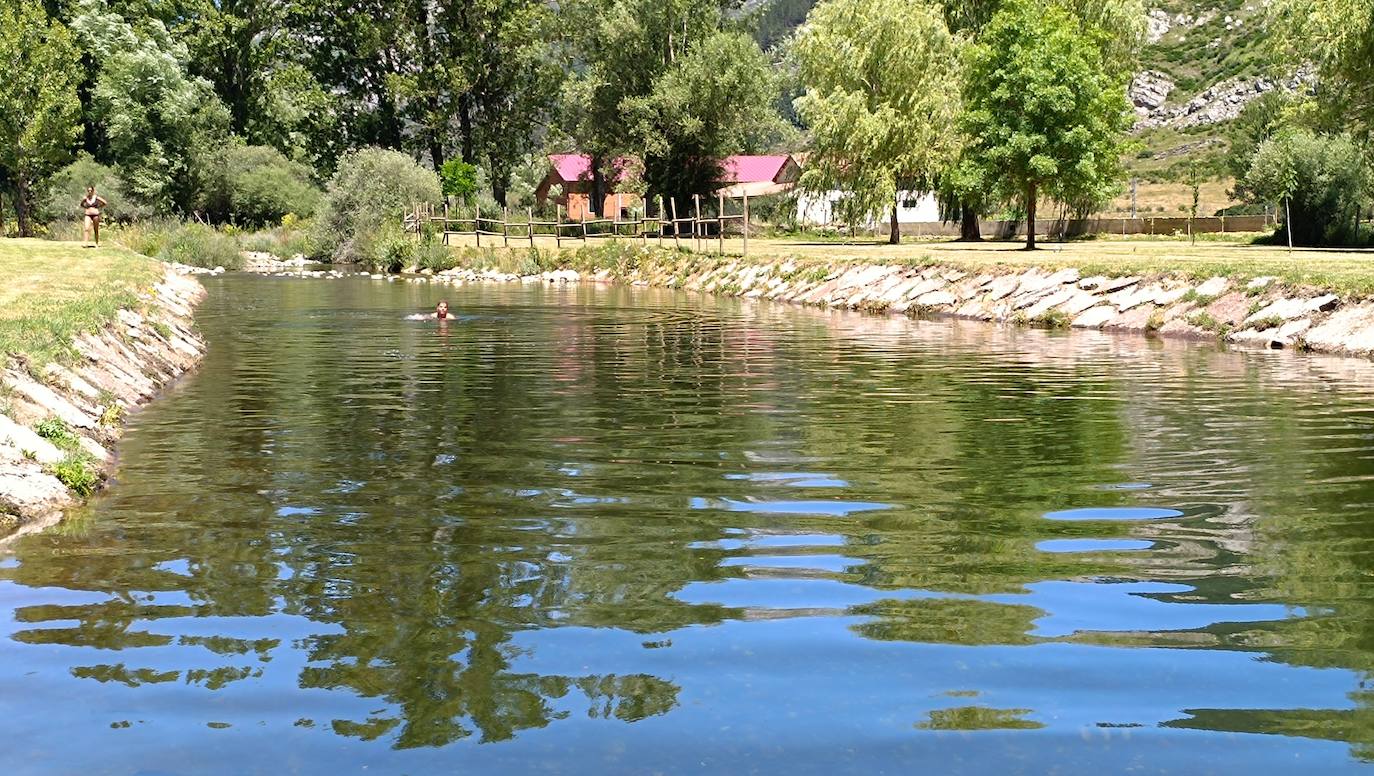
4,275,1374,771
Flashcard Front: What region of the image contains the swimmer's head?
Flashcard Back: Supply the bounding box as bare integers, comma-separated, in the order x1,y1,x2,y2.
436,300,449,318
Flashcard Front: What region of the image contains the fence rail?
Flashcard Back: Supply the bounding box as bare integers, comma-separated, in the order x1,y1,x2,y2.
405,193,752,256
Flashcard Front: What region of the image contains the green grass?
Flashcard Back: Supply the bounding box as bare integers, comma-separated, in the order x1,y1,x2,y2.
0,238,163,372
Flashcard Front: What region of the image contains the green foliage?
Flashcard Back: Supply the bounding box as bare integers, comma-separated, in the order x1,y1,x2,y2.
1273,0,1374,132
440,160,479,203
627,30,782,209
36,417,81,451
1242,129,1371,246
51,453,100,497
156,223,245,269
0,0,82,236
40,153,152,223
959,0,1133,246
1227,92,1297,196
313,148,442,262
206,144,322,227
71,0,232,216
793,0,961,241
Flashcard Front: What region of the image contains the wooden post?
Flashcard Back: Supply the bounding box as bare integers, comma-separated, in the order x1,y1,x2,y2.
617,192,624,237
670,198,681,250
743,193,749,258
693,194,701,252
718,192,725,255
555,204,562,249
528,207,535,249
475,201,481,248
581,211,588,242
503,207,509,247
658,197,665,249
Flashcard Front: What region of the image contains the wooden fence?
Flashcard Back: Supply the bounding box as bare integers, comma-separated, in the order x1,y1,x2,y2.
406,193,752,256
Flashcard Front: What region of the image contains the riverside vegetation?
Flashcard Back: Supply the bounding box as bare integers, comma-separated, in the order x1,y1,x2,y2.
0,239,206,526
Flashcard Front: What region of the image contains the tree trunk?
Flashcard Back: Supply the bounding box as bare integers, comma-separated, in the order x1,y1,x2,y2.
429,140,444,172
458,92,475,164
491,161,509,207
959,200,981,241
1025,181,1037,250
590,154,606,218
888,199,900,244
15,173,33,239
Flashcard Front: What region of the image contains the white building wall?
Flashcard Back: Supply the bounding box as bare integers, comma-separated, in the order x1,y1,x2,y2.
796,191,941,226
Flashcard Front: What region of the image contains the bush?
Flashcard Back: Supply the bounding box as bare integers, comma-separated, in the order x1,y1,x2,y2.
439,159,478,202
313,148,441,263
203,144,322,227
38,154,152,223
1243,129,1371,246
157,223,244,269
51,453,99,497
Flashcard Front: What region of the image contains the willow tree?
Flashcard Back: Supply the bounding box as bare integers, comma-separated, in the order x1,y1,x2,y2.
792,0,961,244
0,1,81,237
1273,0,1374,132
960,0,1132,250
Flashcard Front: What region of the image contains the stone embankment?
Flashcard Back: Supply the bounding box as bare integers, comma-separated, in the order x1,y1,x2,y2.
0,269,206,530
418,255,1374,358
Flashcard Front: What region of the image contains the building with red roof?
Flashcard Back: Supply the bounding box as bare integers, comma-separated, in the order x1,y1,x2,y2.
535,153,802,218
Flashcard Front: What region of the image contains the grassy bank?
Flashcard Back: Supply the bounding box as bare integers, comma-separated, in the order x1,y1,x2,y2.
435,234,1374,297
0,238,163,371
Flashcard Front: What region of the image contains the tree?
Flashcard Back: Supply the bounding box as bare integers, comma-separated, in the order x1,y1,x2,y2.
626,30,781,216
71,0,232,216
959,0,1132,249
562,0,775,217
941,0,1143,240
792,0,961,244
0,1,82,237
1243,129,1370,246
1273,0,1374,132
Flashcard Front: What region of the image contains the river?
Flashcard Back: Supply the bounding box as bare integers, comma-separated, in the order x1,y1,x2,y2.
5,274,1374,773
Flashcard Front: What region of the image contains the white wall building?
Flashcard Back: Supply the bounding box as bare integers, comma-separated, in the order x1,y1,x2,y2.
796,191,942,227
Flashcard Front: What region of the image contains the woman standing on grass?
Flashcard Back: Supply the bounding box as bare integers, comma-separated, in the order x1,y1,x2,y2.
80,186,107,247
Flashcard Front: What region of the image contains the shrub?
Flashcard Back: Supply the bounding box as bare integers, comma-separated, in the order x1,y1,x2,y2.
439,159,478,203
51,453,99,497
1243,129,1371,246
313,148,441,263
157,223,244,269
39,154,152,223
205,144,322,227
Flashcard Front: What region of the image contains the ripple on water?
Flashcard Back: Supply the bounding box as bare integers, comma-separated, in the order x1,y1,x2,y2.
1042,507,1184,522
690,497,895,516
1036,539,1155,553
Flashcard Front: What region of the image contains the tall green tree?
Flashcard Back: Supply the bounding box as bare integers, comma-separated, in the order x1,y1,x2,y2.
1274,0,1374,133
959,0,1132,249
941,0,1143,240
792,0,961,244
626,30,781,214
0,1,82,237
563,0,776,217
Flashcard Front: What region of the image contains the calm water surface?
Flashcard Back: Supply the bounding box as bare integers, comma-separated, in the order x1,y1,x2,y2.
6,275,1374,773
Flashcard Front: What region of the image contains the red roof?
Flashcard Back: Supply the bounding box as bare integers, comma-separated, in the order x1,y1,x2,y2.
549,153,797,185
723,155,795,184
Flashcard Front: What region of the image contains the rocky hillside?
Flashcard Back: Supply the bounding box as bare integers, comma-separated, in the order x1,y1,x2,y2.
1128,0,1308,184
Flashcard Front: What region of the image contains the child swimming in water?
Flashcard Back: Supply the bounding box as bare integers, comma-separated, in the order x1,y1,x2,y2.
435,301,452,319
407,301,454,321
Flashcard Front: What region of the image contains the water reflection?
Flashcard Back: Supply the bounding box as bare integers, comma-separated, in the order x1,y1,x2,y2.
2,276,1374,770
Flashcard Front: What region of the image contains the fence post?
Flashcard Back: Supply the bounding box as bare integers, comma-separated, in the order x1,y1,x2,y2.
528,207,535,249
475,202,481,248
555,204,562,249
670,198,681,251
617,193,624,237
693,194,701,252
658,196,665,249
502,207,509,247
581,211,588,242
743,193,749,258
717,192,725,255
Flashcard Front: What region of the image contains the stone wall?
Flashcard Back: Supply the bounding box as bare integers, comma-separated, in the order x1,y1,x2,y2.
420,253,1374,360
0,269,206,531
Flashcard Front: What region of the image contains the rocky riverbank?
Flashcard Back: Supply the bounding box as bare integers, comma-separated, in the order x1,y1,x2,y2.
408,249,1374,358
0,268,206,532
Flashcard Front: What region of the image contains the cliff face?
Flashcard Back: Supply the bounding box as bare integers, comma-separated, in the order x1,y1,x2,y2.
0,269,206,532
